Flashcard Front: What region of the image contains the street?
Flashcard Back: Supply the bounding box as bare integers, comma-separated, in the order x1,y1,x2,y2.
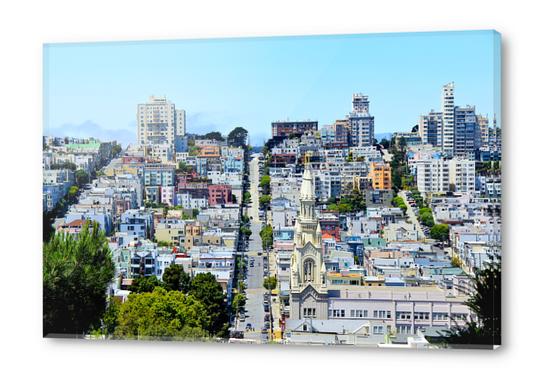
235,154,268,342
398,190,425,241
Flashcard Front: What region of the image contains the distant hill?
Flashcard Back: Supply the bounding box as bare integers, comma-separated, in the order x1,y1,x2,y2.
375,132,393,141
251,146,264,153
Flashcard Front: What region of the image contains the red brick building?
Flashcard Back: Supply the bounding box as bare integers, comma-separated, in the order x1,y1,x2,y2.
208,184,233,206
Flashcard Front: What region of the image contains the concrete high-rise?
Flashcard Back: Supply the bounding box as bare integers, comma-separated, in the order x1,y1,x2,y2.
348,93,374,147
476,114,489,148
454,105,480,159
137,96,186,149
419,110,443,147
441,83,455,156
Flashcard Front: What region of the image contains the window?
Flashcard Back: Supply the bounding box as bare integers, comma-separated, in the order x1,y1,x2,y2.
332,309,345,318
373,325,384,335
414,312,430,320
433,312,449,321
303,308,316,318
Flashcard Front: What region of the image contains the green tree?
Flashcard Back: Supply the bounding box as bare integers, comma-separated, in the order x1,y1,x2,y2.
240,226,252,238
112,143,122,157
67,185,79,202
231,293,246,314
392,196,407,213
114,287,210,340
189,273,228,336
43,211,56,242
177,161,192,173
263,276,277,291
227,127,248,147
188,145,201,156
259,194,271,208
259,175,271,188
260,224,274,251
243,191,252,204
162,264,191,292
430,223,450,242
43,222,115,336
419,207,435,227
380,138,390,149
441,256,501,347
130,275,163,293
75,169,90,186
102,298,120,336
200,131,224,141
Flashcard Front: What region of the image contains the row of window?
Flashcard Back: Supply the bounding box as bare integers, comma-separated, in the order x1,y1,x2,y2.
329,310,469,321
303,308,316,318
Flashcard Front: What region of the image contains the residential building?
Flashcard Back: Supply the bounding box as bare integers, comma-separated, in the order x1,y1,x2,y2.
208,184,233,206
415,158,475,195
441,82,455,155
136,96,186,148
349,93,374,147
419,111,442,147
368,162,392,190
272,121,318,138
119,209,154,239
454,106,480,159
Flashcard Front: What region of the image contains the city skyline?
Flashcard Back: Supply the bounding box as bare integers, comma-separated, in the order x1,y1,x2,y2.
44,30,500,147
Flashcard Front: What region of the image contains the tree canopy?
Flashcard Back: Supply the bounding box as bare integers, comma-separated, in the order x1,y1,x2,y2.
43,222,114,336
441,256,501,347
114,287,210,340
430,223,449,242
188,273,229,336
75,169,90,186
263,276,277,291
162,264,191,292
130,275,163,293
260,224,273,251
227,127,248,147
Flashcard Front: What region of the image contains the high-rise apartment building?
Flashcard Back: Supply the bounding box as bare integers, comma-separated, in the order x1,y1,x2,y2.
137,96,186,148
441,83,455,155
352,93,370,113
476,114,489,148
348,93,374,147
419,110,442,147
454,106,480,159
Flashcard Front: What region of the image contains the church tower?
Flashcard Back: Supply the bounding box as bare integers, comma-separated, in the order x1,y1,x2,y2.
289,165,328,320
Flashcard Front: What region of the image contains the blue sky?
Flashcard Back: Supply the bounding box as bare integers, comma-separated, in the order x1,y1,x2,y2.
44,30,500,146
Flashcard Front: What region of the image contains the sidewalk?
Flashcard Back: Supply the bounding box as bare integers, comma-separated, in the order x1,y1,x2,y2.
269,249,283,342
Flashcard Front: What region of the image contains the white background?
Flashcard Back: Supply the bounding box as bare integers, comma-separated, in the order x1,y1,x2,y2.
0,0,539,377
